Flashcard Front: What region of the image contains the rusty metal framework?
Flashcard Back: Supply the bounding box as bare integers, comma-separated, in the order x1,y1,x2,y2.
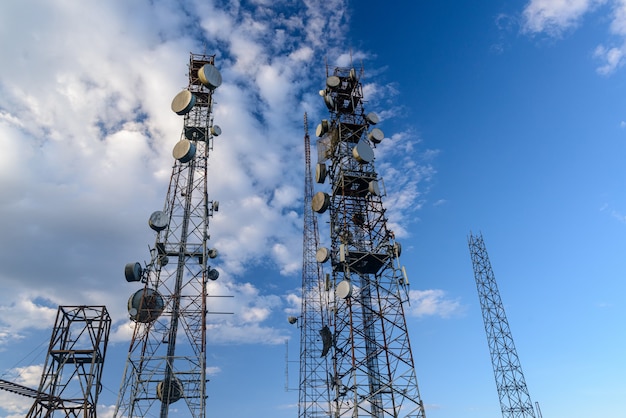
468,232,536,418
25,305,111,418
312,66,426,418
114,53,222,418
298,112,333,417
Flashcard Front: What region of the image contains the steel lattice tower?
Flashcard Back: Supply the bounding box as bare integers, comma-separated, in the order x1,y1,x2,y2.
297,112,333,418
468,233,536,418
114,52,223,418
311,66,426,418
26,305,111,418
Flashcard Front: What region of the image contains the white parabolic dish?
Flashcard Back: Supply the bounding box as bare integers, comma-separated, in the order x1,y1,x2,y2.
315,163,327,184
171,90,196,115
311,191,330,213
365,112,379,125
316,247,330,263
198,64,222,89
368,128,385,144
335,280,352,299
172,139,196,163
326,75,341,89
352,141,374,164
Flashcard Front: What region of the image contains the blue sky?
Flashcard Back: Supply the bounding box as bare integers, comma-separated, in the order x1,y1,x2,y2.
0,0,625,417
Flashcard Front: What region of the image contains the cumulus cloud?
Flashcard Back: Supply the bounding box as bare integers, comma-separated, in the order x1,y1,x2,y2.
0,365,44,415
518,0,626,74
521,0,607,35
0,2,439,416
407,289,464,318
594,0,626,75
0,0,434,369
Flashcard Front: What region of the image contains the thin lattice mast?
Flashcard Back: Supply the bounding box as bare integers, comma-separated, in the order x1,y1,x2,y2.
26,305,111,418
312,66,426,418
468,232,536,418
296,112,333,417
114,53,223,418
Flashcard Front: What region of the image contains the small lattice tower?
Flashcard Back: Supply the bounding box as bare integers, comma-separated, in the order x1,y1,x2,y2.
114,52,223,418
26,305,111,418
468,232,536,418
297,112,333,418
311,65,426,418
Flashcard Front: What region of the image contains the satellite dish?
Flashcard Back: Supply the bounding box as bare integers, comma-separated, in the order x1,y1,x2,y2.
368,180,380,196
127,288,164,323
156,378,184,404
198,64,222,89
211,125,222,136
352,141,374,164
212,201,219,212
368,128,384,144
335,280,352,299
316,247,330,263
148,210,168,232
326,76,341,89
316,122,328,137
287,316,298,324
315,163,327,184
171,89,196,115
208,248,218,259
124,262,142,282
311,191,330,214
365,112,379,125
172,139,196,163
207,268,219,281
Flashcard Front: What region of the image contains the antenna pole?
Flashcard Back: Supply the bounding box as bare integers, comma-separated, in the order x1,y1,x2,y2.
114,52,223,418
307,65,426,417
297,112,333,417
468,232,536,418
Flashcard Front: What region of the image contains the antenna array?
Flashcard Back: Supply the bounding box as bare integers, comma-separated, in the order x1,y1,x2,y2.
307,65,426,418
114,52,223,418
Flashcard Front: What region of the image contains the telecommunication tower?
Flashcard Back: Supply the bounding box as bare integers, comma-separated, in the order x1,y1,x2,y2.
295,112,333,417
468,232,536,418
311,65,426,418
23,305,110,417
114,52,223,418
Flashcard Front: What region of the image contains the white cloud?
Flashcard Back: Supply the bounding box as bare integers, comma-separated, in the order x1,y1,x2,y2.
522,0,607,35
518,0,626,74
9,364,44,388
206,366,222,376
0,0,433,357
595,44,626,74
0,365,45,416
407,289,464,318
375,132,438,238
595,1,626,74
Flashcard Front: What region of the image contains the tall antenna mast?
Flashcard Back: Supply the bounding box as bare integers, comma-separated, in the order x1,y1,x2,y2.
312,66,426,417
296,112,333,417
468,232,536,418
114,52,223,418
